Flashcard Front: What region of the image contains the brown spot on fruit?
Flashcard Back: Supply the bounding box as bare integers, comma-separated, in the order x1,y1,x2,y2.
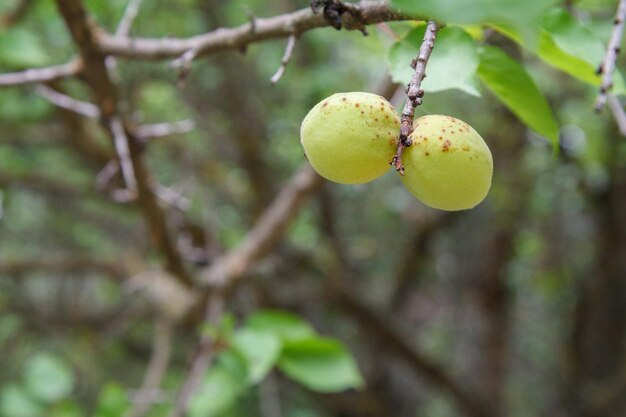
442,139,452,152
355,103,360,108
425,152,430,156
438,136,443,140
322,102,328,107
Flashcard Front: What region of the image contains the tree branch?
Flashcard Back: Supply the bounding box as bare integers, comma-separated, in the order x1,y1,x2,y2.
200,165,323,288
0,60,81,87
135,120,196,140
35,85,100,118
391,20,440,174
270,34,297,84
595,0,626,112
54,0,193,288
116,0,143,37
97,2,407,60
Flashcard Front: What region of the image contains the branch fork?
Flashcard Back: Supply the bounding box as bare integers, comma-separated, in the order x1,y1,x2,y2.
310,0,368,35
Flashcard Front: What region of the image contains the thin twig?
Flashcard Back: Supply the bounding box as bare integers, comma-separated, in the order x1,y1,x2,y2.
110,116,138,194
0,60,81,87
135,120,196,140
270,34,297,85
155,184,191,211
200,165,322,289
106,0,144,73
608,94,626,136
116,0,143,37
171,48,199,86
124,318,173,417
391,20,440,175
35,85,100,118
168,293,225,417
595,0,626,112
95,161,120,191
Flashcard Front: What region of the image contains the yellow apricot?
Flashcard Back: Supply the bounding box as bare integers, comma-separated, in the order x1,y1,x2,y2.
400,115,493,211
300,92,400,184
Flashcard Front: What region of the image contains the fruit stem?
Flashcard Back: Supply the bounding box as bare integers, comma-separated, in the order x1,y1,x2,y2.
392,20,440,175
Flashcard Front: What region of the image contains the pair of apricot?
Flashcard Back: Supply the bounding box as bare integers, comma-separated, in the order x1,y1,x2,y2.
300,92,493,211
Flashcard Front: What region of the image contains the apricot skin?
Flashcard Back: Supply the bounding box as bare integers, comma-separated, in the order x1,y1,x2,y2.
400,115,493,211
300,92,400,184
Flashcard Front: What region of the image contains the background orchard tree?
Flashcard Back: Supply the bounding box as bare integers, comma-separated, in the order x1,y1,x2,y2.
1,0,626,416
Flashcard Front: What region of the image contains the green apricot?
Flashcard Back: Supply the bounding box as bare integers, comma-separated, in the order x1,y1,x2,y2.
300,92,400,184
400,115,493,211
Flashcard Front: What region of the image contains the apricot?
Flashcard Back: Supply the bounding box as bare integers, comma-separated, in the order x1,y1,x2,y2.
300,92,400,184
401,115,492,211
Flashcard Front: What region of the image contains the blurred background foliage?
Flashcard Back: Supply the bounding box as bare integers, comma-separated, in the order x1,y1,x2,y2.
0,0,625,417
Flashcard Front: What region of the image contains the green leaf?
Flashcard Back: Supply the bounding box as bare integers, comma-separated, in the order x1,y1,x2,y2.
188,350,249,417
245,310,316,342
24,353,74,403
492,9,626,93
231,328,281,384
0,28,49,68
388,26,481,96
477,46,559,146
93,383,128,417
538,9,626,93
0,384,43,417
278,337,363,393
391,0,559,44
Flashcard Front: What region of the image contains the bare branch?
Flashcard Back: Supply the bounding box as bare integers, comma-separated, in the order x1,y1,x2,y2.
170,48,199,86
270,34,297,85
97,3,407,60
595,0,626,112
95,161,120,191
391,20,440,174
54,0,193,288
200,165,322,288
608,94,626,136
35,85,100,118
110,116,138,193
116,0,143,37
0,60,81,87
106,0,144,73
155,184,191,211
135,120,196,140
